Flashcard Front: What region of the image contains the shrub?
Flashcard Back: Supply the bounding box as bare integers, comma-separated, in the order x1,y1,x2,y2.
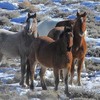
0,17,10,25
18,1,32,9
0,9,20,19
18,1,40,13
31,0,50,4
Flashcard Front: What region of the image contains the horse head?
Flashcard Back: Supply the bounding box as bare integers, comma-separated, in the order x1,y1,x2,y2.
75,12,87,37
25,13,37,37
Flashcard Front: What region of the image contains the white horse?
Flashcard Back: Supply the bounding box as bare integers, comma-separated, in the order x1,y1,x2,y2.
0,13,37,87
37,18,63,36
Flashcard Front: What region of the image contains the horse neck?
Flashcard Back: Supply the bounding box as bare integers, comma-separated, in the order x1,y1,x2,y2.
33,30,38,38
56,38,67,53
73,27,84,49
73,20,85,48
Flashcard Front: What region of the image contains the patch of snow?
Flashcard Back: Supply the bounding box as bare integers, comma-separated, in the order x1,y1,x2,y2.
95,16,100,22
81,1,100,9
11,16,26,23
86,37,100,43
45,70,53,79
86,57,100,64
67,14,76,20
0,1,18,10
16,87,30,95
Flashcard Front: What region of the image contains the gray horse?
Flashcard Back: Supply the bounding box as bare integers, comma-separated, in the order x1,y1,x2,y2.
0,13,37,87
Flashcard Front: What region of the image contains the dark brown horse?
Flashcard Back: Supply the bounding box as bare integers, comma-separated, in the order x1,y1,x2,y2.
28,26,73,96
48,12,87,86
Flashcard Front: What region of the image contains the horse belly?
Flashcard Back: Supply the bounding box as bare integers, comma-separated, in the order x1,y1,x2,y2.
0,46,19,58
37,56,53,68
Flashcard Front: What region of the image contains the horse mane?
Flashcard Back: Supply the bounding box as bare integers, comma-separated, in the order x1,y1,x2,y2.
0,29,16,34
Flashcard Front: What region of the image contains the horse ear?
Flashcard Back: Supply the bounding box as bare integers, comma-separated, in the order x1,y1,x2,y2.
77,11,80,17
84,12,87,16
28,12,30,17
34,13,36,18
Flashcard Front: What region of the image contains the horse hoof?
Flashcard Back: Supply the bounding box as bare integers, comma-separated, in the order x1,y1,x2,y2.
19,82,27,87
26,81,30,86
43,88,47,90
42,87,47,90
64,91,71,97
54,87,58,91
69,80,72,85
78,82,81,86
19,81,23,86
30,84,34,90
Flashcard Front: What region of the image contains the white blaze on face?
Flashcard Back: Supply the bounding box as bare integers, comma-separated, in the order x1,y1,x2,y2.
29,18,34,31
81,17,84,23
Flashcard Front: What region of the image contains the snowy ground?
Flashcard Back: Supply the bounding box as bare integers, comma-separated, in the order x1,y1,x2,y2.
0,0,100,100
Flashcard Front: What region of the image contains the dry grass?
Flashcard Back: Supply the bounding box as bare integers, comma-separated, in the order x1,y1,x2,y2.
0,10,19,19
31,0,50,4
18,1,40,13
18,1,32,9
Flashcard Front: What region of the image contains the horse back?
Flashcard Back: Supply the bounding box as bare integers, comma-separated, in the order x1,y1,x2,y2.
55,20,75,27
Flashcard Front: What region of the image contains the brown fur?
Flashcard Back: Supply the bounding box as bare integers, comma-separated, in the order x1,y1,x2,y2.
70,12,87,86
55,20,75,27
28,27,73,96
47,12,87,86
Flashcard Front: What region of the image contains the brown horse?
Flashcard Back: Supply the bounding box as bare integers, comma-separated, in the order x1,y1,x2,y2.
70,12,87,86
48,12,87,86
55,20,75,27
28,26,73,96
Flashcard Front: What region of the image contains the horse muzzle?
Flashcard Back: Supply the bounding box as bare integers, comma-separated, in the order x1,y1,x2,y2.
27,30,33,35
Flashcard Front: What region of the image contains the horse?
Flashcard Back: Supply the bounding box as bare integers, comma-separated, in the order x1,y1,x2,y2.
70,12,87,86
47,12,87,86
37,18,75,36
0,12,37,87
37,19,62,36
28,26,73,96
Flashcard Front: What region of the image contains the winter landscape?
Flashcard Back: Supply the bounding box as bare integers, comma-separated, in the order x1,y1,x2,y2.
0,0,100,100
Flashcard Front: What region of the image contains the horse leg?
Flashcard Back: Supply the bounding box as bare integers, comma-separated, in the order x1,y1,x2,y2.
26,59,30,86
60,69,63,82
63,66,70,96
39,67,47,90
53,68,59,91
0,53,3,66
77,57,84,86
20,57,27,87
69,59,75,85
29,60,36,90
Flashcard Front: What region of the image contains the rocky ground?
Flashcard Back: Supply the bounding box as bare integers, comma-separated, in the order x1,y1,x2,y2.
0,0,100,100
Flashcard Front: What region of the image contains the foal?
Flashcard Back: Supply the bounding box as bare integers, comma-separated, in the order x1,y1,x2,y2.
28,26,73,96
47,12,87,86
